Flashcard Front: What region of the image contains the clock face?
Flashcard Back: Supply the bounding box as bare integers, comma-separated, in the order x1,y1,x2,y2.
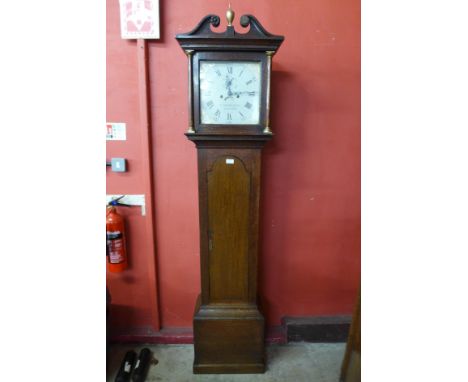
200,61,261,125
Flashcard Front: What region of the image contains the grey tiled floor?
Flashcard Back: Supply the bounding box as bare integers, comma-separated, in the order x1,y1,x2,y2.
107,343,346,382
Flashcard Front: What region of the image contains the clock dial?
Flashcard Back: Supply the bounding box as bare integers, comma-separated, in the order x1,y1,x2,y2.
200,61,261,125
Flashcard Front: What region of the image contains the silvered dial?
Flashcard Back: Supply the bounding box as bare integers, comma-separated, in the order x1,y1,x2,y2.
200,61,261,125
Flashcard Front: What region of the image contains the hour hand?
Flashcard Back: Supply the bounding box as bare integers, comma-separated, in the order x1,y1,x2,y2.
225,79,234,97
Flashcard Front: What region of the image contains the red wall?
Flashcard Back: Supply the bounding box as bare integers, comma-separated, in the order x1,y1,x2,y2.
107,0,360,333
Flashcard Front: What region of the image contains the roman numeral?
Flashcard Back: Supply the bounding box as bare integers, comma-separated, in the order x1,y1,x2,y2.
246,78,256,85
248,91,256,96
207,100,214,109
238,69,244,78
215,69,222,77
214,109,221,119
239,111,245,119
227,66,233,74
245,102,252,109
227,113,232,121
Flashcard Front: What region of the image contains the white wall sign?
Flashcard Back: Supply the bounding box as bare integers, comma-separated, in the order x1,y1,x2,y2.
106,122,127,141
119,0,160,39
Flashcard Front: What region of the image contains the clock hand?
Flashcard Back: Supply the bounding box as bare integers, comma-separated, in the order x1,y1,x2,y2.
225,90,255,101
225,76,234,97
234,91,256,95
226,78,234,97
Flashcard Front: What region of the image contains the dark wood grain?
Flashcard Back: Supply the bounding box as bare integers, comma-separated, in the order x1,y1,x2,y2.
208,156,250,302
176,12,284,374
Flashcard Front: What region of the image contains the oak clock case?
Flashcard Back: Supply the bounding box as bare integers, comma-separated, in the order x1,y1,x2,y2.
176,8,283,374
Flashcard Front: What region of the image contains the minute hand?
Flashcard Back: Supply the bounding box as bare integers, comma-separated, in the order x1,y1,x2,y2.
233,91,256,96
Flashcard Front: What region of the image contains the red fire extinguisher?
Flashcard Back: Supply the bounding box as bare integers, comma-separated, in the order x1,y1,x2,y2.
106,196,128,272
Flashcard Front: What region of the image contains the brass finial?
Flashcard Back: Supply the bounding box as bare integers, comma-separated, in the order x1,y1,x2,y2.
226,3,235,26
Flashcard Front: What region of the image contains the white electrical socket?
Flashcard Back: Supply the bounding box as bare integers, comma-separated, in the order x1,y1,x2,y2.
111,158,126,172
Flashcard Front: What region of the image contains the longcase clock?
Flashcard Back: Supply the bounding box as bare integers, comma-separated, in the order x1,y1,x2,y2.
176,7,284,374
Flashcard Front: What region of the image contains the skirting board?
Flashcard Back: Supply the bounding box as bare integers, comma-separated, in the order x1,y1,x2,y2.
110,326,286,345
109,316,351,344
283,315,352,343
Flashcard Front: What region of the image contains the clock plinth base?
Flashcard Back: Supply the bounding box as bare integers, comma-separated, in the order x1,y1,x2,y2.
193,295,265,374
